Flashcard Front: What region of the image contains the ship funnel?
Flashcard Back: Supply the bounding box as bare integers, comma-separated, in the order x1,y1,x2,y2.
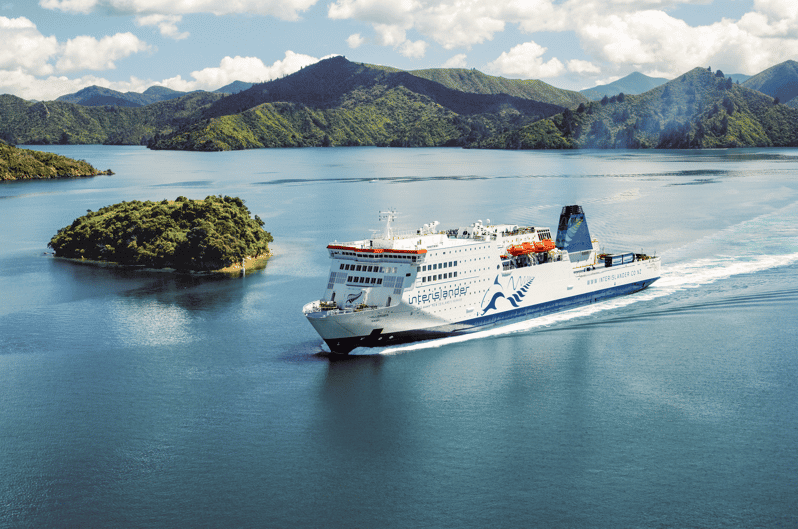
555,205,592,253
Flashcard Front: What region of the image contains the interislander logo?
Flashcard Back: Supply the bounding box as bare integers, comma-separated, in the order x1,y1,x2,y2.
408,285,469,306
481,276,535,315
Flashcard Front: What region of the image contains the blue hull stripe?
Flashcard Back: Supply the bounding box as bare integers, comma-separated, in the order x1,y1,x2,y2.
326,278,659,354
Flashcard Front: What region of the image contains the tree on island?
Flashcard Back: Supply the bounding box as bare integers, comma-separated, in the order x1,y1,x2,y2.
49,195,273,272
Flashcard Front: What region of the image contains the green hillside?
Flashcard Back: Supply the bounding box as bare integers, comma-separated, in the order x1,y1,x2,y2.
56,84,194,106
149,57,568,150
1,140,112,181
479,67,798,149
0,91,224,145
743,60,798,106
48,195,272,272
4,58,797,151
408,68,588,108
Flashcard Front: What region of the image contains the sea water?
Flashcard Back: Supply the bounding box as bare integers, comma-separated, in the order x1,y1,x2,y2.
1,147,797,527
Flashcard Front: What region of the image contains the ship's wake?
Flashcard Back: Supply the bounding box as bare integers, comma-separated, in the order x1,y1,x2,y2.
352,202,798,356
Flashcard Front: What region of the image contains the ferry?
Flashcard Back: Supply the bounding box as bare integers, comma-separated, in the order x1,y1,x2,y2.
303,205,660,354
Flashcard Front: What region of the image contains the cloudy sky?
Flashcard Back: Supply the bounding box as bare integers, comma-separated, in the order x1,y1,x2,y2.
2,0,797,100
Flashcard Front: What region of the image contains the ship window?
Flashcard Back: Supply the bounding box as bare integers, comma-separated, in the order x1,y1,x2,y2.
367,266,373,272
454,271,457,277
378,278,382,285
356,265,362,271
423,277,427,283
347,276,352,282
371,277,377,284
442,262,447,268
434,275,437,281
454,261,457,266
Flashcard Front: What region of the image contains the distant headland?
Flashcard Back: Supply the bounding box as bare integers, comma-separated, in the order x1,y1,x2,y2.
1,140,113,181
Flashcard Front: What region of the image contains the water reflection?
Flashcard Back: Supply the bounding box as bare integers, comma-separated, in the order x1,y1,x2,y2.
50,257,250,312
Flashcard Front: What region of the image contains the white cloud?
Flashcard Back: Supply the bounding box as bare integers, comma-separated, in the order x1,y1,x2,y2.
0,16,58,76
567,59,600,74
328,0,418,26
347,33,365,48
0,68,152,100
40,0,319,20
487,41,565,78
38,0,97,14
442,53,467,68
2,51,330,100
329,0,511,50
373,23,407,46
414,2,505,49
0,15,150,82
575,7,798,77
56,32,150,72
399,39,427,58
182,51,327,90
135,14,189,40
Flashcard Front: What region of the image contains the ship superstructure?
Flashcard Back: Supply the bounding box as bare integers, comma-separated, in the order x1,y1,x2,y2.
303,206,660,354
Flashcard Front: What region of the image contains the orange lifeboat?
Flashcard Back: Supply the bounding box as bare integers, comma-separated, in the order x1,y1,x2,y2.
534,239,555,252
507,242,535,256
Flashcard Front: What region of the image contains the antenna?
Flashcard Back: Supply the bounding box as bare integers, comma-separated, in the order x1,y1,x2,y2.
379,209,397,239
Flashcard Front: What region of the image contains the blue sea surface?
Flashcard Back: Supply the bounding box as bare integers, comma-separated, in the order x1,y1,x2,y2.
1,147,797,527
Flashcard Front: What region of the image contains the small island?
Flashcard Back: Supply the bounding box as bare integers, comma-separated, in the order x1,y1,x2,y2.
1,140,113,181
48,195,273,273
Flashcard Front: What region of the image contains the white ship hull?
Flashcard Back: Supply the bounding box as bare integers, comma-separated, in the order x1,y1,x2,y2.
304,206,660,354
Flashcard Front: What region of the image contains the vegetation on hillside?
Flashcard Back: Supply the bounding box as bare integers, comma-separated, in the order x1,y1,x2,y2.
48,195,272,272
0,91,223,145
0,140,112,180
407,68,588,108
742,60,798,106
4,57,798,151
56,85,194,107
478,67,798,149
150,85,548,150
148,58,569,150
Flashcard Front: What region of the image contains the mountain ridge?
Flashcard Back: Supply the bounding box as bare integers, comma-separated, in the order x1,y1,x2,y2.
580,72,670,101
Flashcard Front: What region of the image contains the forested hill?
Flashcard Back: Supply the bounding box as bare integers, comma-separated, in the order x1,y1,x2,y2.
200,57,584,120
1,140,112,180
56,85,193,107
478,67,798,149
48,196,272,272
147,56,577,150
0,91,223,145
3,57,798,151
742,60,798,107
406,68,587,108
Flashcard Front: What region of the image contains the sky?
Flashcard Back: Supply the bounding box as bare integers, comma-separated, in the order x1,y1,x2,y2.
1,0,797,100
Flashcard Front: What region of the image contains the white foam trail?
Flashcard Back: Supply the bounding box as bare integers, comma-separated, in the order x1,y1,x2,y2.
374,250,798,356
347,203,798,356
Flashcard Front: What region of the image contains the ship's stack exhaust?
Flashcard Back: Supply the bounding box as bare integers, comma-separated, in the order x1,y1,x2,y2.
555,205,592,253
